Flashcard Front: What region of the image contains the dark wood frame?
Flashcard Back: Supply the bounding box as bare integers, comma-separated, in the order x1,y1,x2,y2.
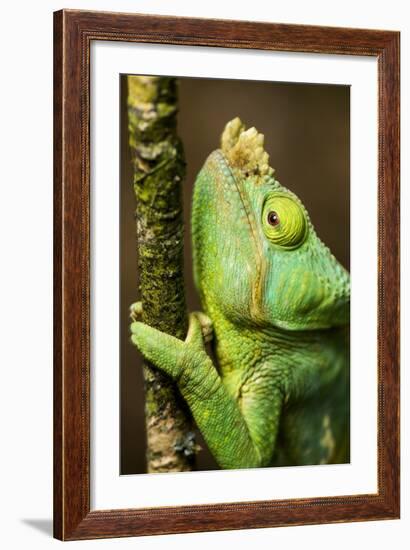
54,9,400,541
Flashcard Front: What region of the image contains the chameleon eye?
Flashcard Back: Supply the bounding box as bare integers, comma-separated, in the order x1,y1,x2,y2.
262,193,307,249
267,211,280,226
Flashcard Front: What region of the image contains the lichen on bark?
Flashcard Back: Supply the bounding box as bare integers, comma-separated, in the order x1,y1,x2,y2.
127,75,195,473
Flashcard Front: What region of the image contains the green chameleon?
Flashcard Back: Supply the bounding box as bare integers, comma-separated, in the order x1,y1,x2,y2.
131,117,350,470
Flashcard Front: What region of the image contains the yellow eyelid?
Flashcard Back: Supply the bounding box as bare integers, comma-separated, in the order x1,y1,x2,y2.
262,193,307,249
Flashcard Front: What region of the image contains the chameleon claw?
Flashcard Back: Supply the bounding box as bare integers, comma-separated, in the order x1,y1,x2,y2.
193,311,213,343
129,301,143,322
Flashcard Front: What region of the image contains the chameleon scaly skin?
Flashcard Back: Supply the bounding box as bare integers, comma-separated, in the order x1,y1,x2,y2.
131,118,350,469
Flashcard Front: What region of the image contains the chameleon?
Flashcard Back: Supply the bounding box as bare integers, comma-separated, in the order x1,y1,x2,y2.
130,117,350,470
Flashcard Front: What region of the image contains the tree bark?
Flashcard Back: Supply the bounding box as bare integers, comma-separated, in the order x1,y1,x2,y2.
127,75,195,473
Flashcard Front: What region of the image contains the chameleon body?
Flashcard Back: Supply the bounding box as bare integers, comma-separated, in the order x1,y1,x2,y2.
131,118,350,470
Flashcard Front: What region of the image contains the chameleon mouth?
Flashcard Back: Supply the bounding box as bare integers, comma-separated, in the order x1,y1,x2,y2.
273,315,349,332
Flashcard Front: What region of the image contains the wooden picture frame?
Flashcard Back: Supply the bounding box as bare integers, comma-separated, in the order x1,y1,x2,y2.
53,9,400,540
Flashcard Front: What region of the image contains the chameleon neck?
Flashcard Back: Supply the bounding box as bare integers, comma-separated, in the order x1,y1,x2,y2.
205,299,348,403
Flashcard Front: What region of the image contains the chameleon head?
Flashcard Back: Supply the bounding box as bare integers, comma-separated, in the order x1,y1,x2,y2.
192,118,350,331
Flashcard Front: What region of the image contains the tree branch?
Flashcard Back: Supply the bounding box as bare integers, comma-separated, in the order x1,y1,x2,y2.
127,75,195,473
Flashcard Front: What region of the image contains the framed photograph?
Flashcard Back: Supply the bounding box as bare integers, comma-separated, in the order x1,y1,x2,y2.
54,9,400,540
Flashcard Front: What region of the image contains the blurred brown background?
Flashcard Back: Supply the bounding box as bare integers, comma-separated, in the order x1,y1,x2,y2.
120,76,350,475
